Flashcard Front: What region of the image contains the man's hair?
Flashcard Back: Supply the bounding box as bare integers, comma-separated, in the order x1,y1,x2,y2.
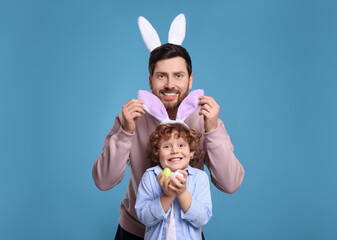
147,123,204,167
148,43,192,76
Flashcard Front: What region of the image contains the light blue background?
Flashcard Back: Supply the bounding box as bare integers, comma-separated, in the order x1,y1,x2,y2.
1,0,336,239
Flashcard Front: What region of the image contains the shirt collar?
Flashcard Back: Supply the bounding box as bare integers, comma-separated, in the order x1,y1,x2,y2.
150,165,195,176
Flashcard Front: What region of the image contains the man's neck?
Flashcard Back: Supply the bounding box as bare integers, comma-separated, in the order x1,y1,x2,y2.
167,109,177,120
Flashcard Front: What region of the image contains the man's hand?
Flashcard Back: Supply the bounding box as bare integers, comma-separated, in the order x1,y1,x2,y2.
199,96,220,132
121,99,145,134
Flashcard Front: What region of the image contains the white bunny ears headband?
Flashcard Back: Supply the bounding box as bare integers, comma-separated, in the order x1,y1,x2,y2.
138,13,186,51
138,89,204,127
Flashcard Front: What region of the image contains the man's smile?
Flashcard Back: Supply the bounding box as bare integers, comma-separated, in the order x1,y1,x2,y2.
161,92,179,100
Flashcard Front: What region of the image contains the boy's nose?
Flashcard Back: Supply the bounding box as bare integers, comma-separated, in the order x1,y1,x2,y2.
171,146,178,153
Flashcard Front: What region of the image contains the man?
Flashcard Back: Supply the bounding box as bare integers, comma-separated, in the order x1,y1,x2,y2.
92,43,245,239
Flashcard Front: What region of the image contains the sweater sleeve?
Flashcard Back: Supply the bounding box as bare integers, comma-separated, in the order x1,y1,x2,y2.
203,120,245,193
92,114,134,191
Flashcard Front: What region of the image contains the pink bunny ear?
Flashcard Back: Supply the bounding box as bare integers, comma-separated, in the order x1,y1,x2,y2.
138,90,169,121
176,89,204,120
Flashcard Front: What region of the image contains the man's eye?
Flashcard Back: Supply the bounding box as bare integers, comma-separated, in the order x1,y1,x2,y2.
158,75,166,79
176,74,182,79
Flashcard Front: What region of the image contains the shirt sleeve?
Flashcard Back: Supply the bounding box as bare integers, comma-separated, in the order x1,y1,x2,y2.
135,172,170,228
203,119,245,193
92,114,134,190
181,171,212,228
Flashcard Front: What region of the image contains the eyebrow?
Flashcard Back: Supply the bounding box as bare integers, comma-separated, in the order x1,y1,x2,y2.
174,71,185,75
155,72,168,75
155,71,185,75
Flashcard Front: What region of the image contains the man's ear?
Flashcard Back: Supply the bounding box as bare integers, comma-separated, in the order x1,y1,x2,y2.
149,76,153,90
188,73,193,90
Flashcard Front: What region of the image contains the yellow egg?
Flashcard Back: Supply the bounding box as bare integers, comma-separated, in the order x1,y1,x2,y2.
162,168,172,183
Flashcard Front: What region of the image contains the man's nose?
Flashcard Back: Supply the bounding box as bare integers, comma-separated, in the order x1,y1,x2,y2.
165,77,174,89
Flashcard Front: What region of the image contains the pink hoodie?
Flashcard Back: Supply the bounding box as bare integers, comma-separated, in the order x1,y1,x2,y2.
92,109,245,237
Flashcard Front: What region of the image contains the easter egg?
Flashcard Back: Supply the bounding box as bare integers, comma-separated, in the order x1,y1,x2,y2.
173,170,183,179
162,168,172,183
172,170,184,183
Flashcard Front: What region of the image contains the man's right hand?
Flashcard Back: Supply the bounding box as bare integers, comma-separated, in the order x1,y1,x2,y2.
121,99,145,134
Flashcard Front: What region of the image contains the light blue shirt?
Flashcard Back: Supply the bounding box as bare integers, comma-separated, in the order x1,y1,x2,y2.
135,165,212,240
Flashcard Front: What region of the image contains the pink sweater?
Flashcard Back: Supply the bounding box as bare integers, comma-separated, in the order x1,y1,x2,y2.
92,109,244,237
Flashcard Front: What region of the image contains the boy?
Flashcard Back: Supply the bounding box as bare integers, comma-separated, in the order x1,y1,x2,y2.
135,123,212,240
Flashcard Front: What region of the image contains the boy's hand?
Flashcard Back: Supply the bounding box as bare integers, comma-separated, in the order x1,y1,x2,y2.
121,99,145,134
157,173,176,198
169,171,192,213
198,96,220,132
169,170,188,196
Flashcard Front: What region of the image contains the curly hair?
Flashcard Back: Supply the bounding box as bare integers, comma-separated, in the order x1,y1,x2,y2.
147,123,204,167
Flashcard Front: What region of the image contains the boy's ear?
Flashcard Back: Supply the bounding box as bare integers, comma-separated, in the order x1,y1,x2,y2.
176,89,204,120
138,90,169,122
190,151,195,158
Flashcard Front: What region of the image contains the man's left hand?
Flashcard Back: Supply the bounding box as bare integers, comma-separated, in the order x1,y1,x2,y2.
198,96,220,132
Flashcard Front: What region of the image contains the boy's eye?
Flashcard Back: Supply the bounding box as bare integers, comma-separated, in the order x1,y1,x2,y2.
179,144,185,148
162,145,170,149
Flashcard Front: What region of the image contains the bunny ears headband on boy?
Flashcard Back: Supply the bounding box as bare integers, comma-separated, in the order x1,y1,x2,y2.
138,13,186,52
138,89,204,127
